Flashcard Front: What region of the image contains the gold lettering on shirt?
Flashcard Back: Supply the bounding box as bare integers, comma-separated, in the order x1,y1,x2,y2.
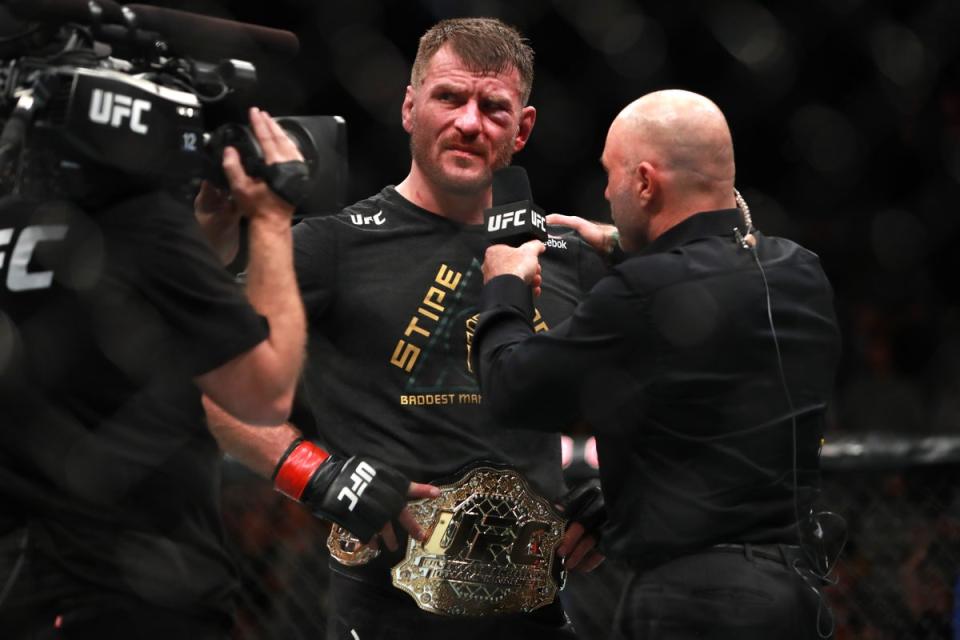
398,393,483,406
465,314,479,373
404,316,431,339
391,264,463,373
390,341,421,372
423,286,447,312
435,264,462,290
533,308,548,333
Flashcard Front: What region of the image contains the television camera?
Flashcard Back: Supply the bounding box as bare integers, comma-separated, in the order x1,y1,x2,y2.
0,0,347,214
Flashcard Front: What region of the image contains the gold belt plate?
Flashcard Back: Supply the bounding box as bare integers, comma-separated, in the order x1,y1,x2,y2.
327,523,380,566
390,466,565,616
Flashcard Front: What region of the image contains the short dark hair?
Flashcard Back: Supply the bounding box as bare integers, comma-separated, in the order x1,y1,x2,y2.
411,18,535,105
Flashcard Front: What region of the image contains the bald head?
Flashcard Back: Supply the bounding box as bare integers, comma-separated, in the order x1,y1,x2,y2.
601,90,738,249
610,90,735,193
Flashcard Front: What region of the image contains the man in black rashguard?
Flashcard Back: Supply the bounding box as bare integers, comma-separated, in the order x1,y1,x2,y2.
474,90,842,639
0,108,410,639
206,18,606,640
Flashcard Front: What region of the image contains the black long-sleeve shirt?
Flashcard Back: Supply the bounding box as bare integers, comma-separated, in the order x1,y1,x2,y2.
473,209,841,569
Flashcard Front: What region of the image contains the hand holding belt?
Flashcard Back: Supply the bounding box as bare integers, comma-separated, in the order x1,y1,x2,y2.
391,465,565,616
272,438,409,543
559,478,606,538
555,478,607,572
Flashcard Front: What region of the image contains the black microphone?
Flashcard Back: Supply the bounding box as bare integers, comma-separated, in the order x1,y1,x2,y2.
484,166,548,247
4,0,299,61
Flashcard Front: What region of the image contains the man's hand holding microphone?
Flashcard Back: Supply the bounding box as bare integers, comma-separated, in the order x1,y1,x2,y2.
481,166,547,294
482,239,545,296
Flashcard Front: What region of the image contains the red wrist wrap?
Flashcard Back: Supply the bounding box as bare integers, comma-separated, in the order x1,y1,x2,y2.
273,441,330,501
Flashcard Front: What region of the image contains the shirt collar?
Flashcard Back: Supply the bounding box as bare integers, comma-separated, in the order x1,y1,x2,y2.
638,209,745,256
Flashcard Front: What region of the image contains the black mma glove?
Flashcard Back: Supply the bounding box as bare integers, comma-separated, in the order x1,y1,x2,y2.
263,160,311,207
272,438,409,543
560,478,607,539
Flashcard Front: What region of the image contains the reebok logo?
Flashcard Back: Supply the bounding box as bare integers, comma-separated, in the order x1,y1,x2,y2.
350,211,386,226
337,461,377,512
89,89,152,135
545,237,568,250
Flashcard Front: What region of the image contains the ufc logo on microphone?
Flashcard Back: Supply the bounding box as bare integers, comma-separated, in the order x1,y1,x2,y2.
337,461,377,512
487,209,527,232
89,89,152,135
486,208,546,234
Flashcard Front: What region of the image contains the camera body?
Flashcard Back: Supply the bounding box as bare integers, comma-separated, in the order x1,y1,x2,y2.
9,63,205,191
0,8,347,215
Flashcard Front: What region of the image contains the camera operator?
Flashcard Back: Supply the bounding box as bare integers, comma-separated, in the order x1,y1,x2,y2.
0,1,442,633
0,104,308,638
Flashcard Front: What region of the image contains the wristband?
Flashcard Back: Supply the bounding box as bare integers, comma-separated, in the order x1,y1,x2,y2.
606,229,627,265
263,160,311,207
606,229,620,254
273,438,330,501
560,478,607,538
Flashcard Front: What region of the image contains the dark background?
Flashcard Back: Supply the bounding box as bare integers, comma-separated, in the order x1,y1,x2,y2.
159,0,959,437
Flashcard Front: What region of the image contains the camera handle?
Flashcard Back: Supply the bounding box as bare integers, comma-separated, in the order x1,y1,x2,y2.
0,71,60,175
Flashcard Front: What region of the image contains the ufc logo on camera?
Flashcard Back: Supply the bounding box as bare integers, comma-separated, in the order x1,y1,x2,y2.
89,89,152,135
337,461,377,512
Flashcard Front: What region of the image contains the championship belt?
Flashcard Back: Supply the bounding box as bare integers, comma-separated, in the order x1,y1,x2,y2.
327,523,380,566
390,465,566,616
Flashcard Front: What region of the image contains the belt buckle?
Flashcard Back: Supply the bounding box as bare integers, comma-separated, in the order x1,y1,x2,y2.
391,465,566,616
327,524,380,566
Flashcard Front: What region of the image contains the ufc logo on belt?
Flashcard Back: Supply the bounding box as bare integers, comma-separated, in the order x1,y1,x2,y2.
337,461,377,512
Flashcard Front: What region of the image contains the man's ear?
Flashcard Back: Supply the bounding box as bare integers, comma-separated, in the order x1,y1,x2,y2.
513,105,536,152
401,86,415,134
635,161,657,206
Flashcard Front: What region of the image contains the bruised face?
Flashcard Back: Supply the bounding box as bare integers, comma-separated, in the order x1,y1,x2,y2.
402,45,535,196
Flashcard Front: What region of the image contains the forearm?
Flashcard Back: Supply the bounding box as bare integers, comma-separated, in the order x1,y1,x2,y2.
204,394,415,543
475,275,631,432
204,395,300,478
245,211,307,396
474,275,566,430
201,215,241,266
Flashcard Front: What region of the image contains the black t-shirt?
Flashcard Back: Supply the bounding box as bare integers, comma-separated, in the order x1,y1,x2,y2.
0,192,268,617
293,187,603,500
